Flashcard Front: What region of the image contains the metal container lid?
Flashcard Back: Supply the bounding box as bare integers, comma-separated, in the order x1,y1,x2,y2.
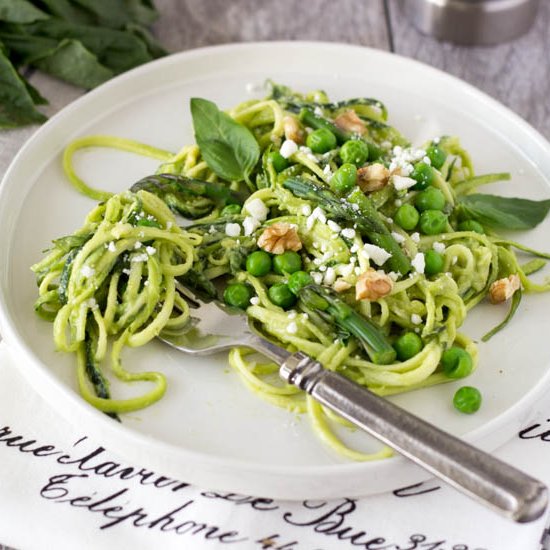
401,0,540,46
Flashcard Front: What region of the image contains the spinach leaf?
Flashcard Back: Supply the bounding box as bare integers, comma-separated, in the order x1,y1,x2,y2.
190,97,260,184
0,0,49,24
457,193,550,230
36,0,95,25
0,47,46,128
33,38,113,89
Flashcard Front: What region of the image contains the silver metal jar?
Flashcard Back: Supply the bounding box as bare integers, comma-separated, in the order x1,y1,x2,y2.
401,0,540,45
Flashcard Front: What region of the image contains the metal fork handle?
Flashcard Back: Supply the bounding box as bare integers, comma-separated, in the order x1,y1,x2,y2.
279,351,548,523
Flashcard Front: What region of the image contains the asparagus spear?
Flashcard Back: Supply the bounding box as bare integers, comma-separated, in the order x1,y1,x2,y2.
283,177,411,275
130,173,245,219
299,285,396,365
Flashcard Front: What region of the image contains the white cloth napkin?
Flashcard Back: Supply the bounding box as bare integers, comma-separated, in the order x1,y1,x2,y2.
0,341,548,550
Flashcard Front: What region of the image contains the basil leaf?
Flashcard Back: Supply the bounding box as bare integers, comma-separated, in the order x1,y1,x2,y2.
457,193,550,230
190,97,260,183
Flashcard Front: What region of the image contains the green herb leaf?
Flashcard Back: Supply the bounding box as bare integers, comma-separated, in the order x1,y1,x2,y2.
33,38,113,89
0,47,46,128
457,193,550,230
0,0,49,24
482,289,522,342
190,97,260,183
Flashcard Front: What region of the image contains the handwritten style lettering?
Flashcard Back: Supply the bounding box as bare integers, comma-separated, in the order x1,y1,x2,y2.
40,473,246,542
283,499,391,549
518,419,550,441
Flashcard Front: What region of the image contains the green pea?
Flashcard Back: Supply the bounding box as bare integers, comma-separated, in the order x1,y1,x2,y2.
426,145,447,170
268,151,289,173
415,187,446,212
246,250,272,277
223,283,254,309
339,140,369,166
441,347,474,379
268,283,297,309
419,210,448,235
273,250,302,275
394,332,423,361
453,386,482,414
288,271,313,295
411,162,435,190
306,128,337,154
394,204,420,231
458,220,485,234
220,203,242,216
424,249,445,276
329,163,357,195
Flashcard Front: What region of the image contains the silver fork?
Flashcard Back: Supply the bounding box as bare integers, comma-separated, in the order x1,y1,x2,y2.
159,281,547,522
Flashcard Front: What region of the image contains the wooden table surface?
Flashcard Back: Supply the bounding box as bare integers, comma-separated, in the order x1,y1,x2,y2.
1,1,549,548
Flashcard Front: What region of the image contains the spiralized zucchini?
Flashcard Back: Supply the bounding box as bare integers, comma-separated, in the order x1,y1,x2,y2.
34,82,550,458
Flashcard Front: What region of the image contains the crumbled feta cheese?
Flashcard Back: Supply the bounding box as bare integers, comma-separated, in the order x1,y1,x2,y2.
323,164,333,178
287,321,298,334
287,310,297,320
250,296,260,306
299,146,318,163
411,313,422,325
323,267,336,286
394,199,402,207
354,266,362,275
362,244,392,266
314,106,324,116
311,272,323,284
412,252,425,274
134,241,142,249
80,265,95,278
243,216,261,236
301,204,312,216
225,223,241,237
146,246,156,256
306,206,327,231
327,220,341,233
208,225,217,234
388,271,399,281
392,175,417,191
432,241,446,253
107,241,116,252
122,268,131,276
319,265,327,272
339,263,354,277
341,228,356,239
351,203,360,211
166,221,173,229
423,156,431,166
451,256,458,265
411,232,420,243
87,298,97,309
391,231,405,244
280,139,298,159
245,198,269,221
131,253,148,263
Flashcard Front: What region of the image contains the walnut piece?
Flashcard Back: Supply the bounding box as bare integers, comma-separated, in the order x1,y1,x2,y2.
283,116,305,144
357,163,390,193
355,269,393,301
489,274,521,304
257,222,302,254
334,110,366,135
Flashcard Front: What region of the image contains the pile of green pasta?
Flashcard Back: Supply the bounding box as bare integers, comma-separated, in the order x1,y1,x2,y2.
33,82,550,459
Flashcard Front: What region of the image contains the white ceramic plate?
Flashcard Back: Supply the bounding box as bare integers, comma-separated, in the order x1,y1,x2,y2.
1,42,550,499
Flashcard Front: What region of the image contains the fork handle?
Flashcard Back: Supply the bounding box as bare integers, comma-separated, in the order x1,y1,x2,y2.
279,351,548,523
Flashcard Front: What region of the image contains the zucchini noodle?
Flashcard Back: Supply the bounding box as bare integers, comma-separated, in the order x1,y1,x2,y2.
32,190,198,414
33,82,550,459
